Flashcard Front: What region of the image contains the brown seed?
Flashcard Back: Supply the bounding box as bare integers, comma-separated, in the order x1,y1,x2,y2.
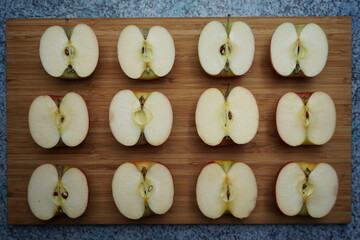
53,192,58,196
65,48,69,56
220,45,226,55
228,111,232,120
61,192,68,199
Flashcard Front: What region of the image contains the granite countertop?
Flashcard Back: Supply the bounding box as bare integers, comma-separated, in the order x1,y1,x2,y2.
1,0,359,239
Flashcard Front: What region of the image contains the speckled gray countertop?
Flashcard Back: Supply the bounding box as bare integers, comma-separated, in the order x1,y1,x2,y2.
1,0,359,239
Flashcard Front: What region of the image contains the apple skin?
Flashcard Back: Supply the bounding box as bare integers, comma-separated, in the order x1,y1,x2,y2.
275,161,327,217
139,69,159,80
275,91,317,146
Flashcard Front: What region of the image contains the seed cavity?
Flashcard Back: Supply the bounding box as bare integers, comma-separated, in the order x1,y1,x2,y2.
148,185,153,192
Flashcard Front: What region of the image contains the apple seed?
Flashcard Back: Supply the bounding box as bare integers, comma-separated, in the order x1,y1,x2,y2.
61,192,68,199
228,111,233,120
220,45,226,55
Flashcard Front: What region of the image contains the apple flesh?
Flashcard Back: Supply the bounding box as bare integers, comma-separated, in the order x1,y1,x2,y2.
28,164,89,220
109,90,173,146
195,86,259,146
40,23,99,79
198,18,255,77
276,91,336,146
28,92,89,148
117,25,175,80
196,161,257,219
112,162,174,219
276,162,338,218
271,22,328,77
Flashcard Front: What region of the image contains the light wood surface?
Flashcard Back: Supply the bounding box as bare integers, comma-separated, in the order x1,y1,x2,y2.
7,17,352,224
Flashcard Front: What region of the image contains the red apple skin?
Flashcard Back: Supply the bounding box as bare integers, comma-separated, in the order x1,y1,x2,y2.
275,92,317,146
274,161,319,216
131,161,172,174
217,138,235,146
296,92,314,104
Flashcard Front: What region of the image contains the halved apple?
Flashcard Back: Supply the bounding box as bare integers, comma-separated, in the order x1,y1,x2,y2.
109,90,173,146
276,91,336,146
39,23,99,78
196,161,257,219
112,162,174,220
117,25,175,80
276,162,338,218
270,22,328,77
195,86,259,146
28,92,89,148
28,164,89,220
198,18,255,77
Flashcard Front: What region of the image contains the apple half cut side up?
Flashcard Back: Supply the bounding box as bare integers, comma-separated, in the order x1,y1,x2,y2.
195,86,259,146
28,164,89,220
275,162,338,218
109,90,173,146
112,162,174,220
196,161,257,219
28,92,89,148
270,22,328,77
198,20,255,77
117,25,175,80
276,91,336,146
39,23,99,79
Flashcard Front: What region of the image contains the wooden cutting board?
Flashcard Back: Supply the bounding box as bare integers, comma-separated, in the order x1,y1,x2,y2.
6,17,352,224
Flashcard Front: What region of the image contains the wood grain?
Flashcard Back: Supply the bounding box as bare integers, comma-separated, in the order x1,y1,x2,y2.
6,17,352,224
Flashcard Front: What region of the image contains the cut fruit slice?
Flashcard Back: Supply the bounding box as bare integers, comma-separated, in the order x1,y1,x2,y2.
28,92,89,148
198,19,255,76
275,162,338,218
40,23,99,79
195,86,259,146
112,162,174,219
109,90,173,146
28,164,89,220
270,22,328,77
276,91,336,146
196,161,257,219
117,25,175,80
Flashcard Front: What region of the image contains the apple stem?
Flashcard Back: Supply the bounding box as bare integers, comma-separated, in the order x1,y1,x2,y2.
224,83,231,99
65,18,70,40
141,166,147,177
